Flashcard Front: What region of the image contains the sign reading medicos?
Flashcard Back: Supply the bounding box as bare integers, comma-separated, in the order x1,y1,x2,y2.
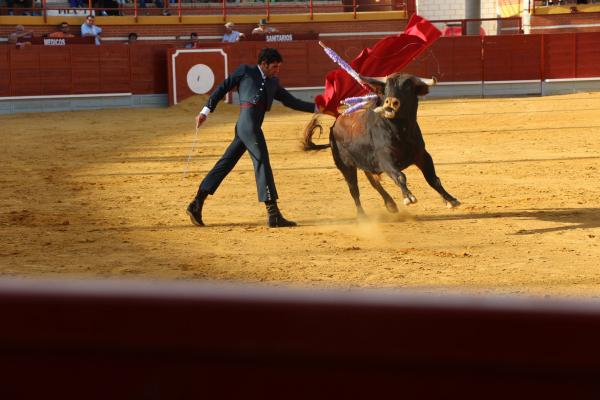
167,48,229,106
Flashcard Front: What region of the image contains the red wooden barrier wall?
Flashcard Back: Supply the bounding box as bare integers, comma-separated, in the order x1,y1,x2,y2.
2,32,600,100
543,34,576,79
0,44,170,97
483,35,542,81
204,39,379,88
0,46,11,96
3,279,600,398
403,36,483,82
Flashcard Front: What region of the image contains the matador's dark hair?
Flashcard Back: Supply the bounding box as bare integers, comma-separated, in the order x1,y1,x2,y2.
257,48,283,65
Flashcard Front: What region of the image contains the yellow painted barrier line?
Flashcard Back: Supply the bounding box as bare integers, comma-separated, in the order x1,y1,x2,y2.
499,4,522,18
533,4,600,15
0,10,406,26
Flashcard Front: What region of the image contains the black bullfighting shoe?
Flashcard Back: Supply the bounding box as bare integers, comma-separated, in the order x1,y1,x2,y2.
268,213,297,228
186,199,204,226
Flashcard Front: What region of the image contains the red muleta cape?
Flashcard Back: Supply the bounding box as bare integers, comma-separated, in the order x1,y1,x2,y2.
315,15,441,117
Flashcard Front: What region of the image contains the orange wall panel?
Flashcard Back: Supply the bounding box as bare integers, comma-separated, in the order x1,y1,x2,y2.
3,33,600,100
576,32,600,78
483,35,542,81
0,47,9,97
543,33,576,79
9,47,41,96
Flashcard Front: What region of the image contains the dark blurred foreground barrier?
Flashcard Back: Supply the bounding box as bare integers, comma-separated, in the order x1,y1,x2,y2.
2,279,600,398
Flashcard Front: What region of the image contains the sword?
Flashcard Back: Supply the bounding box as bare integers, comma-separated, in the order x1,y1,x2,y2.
182,126,201,178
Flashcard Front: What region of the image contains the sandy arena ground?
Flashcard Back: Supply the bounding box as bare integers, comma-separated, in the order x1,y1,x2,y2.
1,93,599,296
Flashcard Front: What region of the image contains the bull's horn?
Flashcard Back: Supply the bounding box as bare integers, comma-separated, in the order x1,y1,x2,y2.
359,74,387,85
417,76,438,86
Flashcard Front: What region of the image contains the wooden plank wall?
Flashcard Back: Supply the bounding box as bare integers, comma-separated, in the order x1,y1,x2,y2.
406,32,600,83
221,39,379,88
3,279,600,398
0,46,9,95
3,33,600,98
0,44,170,97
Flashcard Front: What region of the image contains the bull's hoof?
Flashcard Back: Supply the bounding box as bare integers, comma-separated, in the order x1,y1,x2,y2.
445,199,461,209
403,194,418,206
356,206,368,220
385,201,399,213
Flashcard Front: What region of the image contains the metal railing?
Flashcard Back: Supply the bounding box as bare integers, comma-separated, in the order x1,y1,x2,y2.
1,0,407,23
531,0,600,13
431,17,523,36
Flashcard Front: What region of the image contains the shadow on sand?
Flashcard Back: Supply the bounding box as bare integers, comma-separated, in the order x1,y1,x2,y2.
418,207,600,235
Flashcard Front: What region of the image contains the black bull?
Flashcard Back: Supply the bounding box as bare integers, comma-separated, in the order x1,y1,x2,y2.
303,73,460,217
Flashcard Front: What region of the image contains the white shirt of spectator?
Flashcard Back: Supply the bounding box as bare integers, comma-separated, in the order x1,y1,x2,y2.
81,22,102,45
222,31,242,43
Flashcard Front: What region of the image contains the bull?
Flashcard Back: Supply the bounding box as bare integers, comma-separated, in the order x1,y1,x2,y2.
303,73,460,218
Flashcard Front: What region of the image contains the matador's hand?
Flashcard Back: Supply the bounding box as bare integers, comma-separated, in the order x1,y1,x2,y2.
195,113,207,129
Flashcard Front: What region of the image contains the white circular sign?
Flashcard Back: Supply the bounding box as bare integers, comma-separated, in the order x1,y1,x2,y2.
186,64,215,94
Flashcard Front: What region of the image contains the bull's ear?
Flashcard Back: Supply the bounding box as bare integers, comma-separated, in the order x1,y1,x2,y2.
413,76,437,96
359,74,386,94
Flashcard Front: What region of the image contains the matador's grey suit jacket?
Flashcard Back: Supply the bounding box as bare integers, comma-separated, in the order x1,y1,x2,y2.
198,63,315,203
204,64,315,114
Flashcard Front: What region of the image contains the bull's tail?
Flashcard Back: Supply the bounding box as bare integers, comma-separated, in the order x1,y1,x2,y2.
302,114,331,151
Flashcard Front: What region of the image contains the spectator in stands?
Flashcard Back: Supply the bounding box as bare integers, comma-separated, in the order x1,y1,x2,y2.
6,0,15,15
127,32,138,44
251,19,278,35
7,0,33,15
442,23,462,37
18,0,33,15
184,32,199,48
158,0,173,16
137,0,165,11
81,15,102,45
68,0,84,11
8,24,33,48
222,22,244,43
94,0,120,16
48,22,75,38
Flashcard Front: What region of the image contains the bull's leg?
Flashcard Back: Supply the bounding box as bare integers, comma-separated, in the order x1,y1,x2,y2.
364,172,398,213
415,150,460,208
339,166,365,217
331,143,365,217
388,171,418,206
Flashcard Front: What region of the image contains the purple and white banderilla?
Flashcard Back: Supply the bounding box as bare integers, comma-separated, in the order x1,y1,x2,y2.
318,41,368,90
340,94,379,115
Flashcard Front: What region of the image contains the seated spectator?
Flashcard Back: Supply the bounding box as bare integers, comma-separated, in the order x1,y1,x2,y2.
81,15,102,45
94,0,119,15
6,0,15,15
68,0,84,11
184,32,199,48
8,24,33,48
48,22,75,38
126,32,138,44
11,0,34,15
251,19,278,35
442,23,462,37
222,22,244,43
